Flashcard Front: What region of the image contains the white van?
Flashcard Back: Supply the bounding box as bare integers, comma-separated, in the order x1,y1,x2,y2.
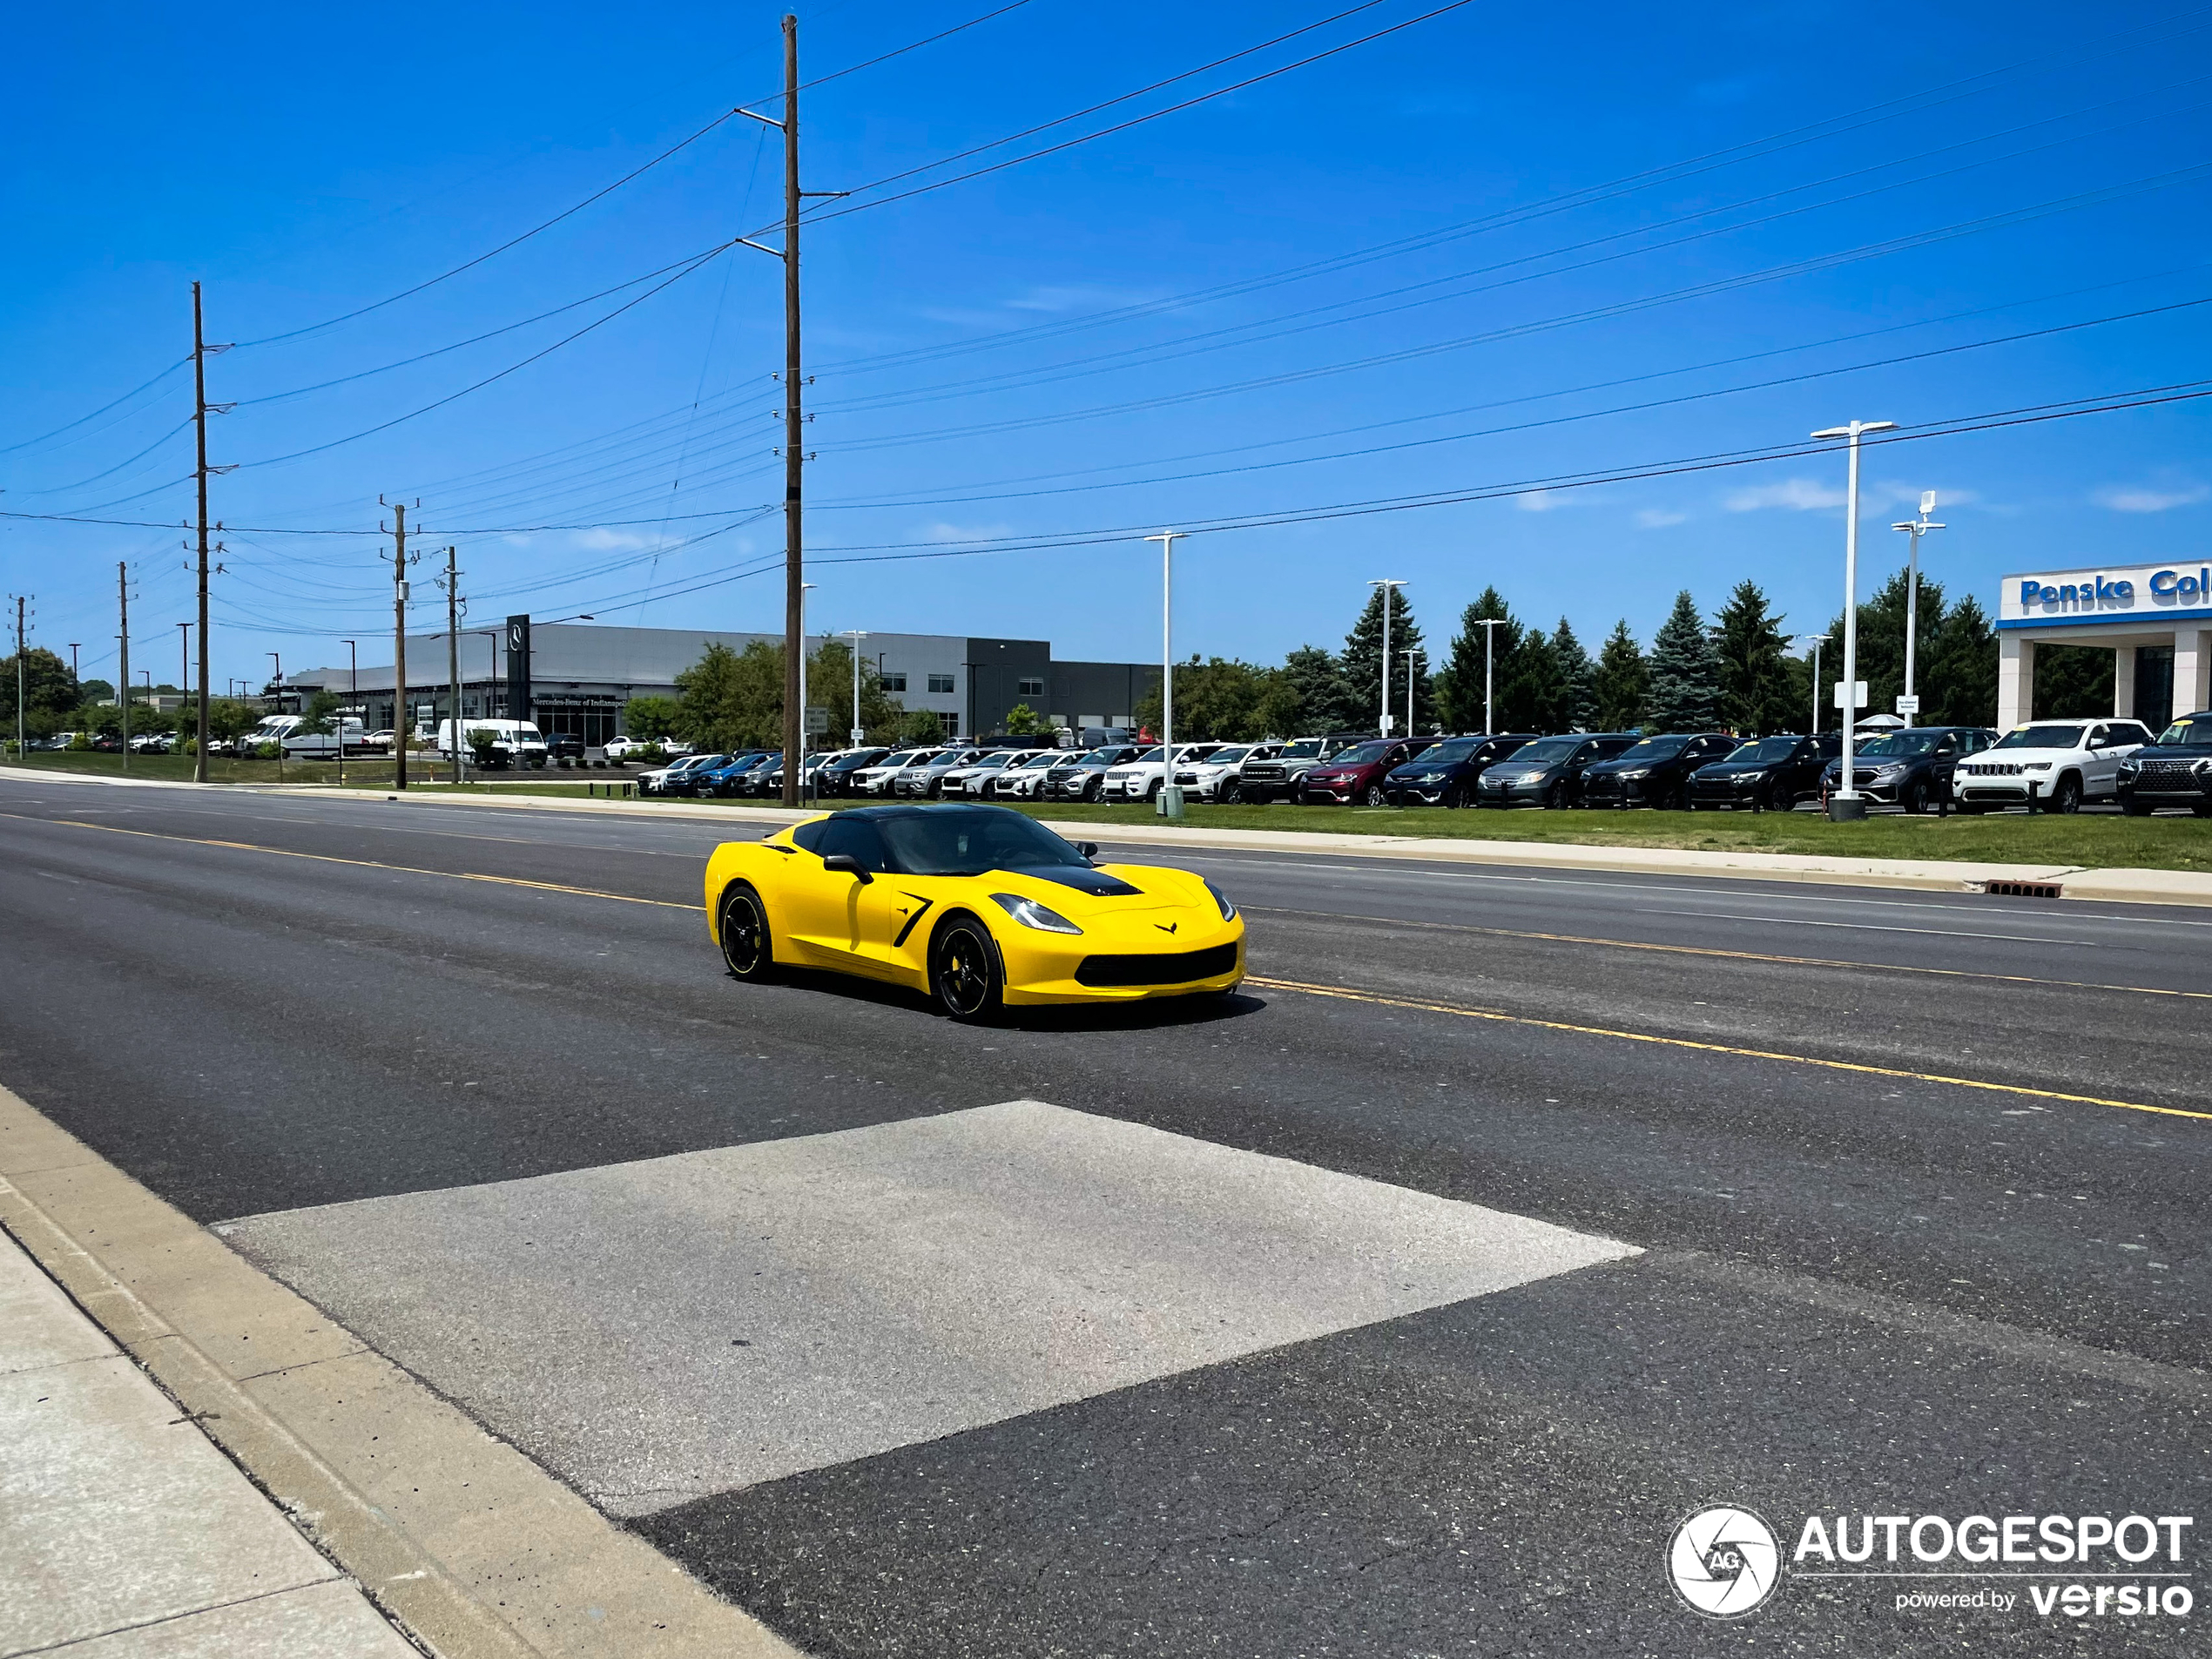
237,714,305,754
434,718,549,770
280,718,374,759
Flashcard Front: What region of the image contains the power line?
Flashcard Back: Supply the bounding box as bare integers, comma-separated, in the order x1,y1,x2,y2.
0,360,190,456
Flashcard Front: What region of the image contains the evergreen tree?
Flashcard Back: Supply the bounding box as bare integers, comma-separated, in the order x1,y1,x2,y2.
1436,588,1521,732
1646,589,1722,731
1261,644,1355,736
1920,596,1998,726
1134,656,1274,741
1498,626,1572,732
1553,618,1595,731
2030,644,2114,720
1712,579,1792,734
1592,620,1649,732
1339,584,1432,735
0,646,80,725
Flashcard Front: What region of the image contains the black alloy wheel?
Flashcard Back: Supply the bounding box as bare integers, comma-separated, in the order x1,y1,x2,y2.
2052,773,2084,814
1362,783,1388,806
931,917,1003,1022
718,884,775,982
1219,779,1240,804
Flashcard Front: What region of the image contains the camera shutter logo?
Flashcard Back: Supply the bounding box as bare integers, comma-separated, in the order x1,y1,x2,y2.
1669,1506,1781,1618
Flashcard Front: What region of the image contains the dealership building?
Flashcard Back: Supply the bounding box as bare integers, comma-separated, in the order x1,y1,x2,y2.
284,620,1162,745
1997,560,2211,732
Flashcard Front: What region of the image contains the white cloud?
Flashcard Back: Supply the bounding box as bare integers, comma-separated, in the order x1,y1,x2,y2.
1635,509,1687,529
2094,484,2209,514
917,521,1014,545
1514,489,1562,513
1003,285,1150,314
570,528,655,551
1723,477,1844,512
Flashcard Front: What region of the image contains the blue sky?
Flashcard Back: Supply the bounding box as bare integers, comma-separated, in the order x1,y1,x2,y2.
6,0,2211,692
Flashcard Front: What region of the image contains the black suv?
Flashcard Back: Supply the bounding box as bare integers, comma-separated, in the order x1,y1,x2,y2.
544,732,586,763
1816,725,1995,813
1474,732,1640,807
1382,732,1537,806
1580,732,1738,810
1688,732,1839,811
2116,711,2212,815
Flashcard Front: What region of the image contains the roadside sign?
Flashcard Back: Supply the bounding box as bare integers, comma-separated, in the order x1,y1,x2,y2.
1832,680,1869,709
805,705,829,735
1895,694,1920,715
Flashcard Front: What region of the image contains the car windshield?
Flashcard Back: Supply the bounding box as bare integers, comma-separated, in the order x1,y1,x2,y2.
2154,717,2207,746
1330,740,1394,765
1130,746,1166,763
972,752,1017,768
1727,737,1800,763
1510,737,1579,764
1207,746,1253,763
1021,752,1064,767
876,808,1089,875
1884,731,1945,756
1279,739,1327,759
1615,737,1687,763
1411,738,1478,765
1994,725,2085,750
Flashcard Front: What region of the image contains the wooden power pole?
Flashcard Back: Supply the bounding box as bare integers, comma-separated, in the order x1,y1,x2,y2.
384,500,413,789
779,14,803,806
446,545,462,785
118,562,130,772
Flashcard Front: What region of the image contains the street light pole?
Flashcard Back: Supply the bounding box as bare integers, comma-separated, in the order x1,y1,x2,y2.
1811,419,1897,817
340,639,355,787
1403,646,1421,739
798,583,816,800
1793,635,1824,735
1891,492,1944,729
1474,617,1505,734
1369,579,1405,736
844,630,867,746
1145,532,1187,818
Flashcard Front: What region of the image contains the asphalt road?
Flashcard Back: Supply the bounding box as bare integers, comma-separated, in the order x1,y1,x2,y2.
0,773,2204,1657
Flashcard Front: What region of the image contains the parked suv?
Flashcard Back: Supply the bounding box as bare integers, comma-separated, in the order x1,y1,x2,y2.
940,748,1042,799
1952,719,2152,813
1174,743,1279,803
1581,732,1738,810
1381,732,1535,807
1103,744,1222,803
641,752,727,797
693,751,772,797
852,750,930,797
2116,711,2212,815
816,746,891,796
1816,725,1995,813
1301,738,1434,805
1687,732,1838,811
993,749,1074,800
894,747,988,798
1043,745,1144,802
1235,734,1366,804
1475,732,1639,807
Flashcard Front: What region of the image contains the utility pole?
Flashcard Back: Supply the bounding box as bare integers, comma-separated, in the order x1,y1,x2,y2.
191,283,232,784
177,622,190,763
10,595,26,763
118,563,130,772
1145,531,1186,817
445,546,462,784
381,499,416,788
738,16,843,806
1404,646,1421,739
341,639,356,788
844,630,867,746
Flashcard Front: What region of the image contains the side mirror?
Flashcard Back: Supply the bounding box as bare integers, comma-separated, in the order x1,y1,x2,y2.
821,853,873,883
1077,841,1099,860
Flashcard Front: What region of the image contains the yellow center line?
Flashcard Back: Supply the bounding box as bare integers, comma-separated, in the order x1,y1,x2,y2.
1242,974,2212,1123
3,813,697,912
1244,905,2212,1002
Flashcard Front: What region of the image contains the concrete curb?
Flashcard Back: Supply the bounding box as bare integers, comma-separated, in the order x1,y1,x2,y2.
8,766,2210,907
0,1086,806,1659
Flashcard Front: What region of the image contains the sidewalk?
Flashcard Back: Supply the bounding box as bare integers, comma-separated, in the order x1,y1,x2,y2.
0,1224,421,1658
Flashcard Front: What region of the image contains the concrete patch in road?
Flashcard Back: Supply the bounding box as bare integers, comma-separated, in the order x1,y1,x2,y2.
220,1099,1635,1514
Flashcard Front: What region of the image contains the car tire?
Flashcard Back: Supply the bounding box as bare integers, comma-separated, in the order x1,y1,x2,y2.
930,915,1004,1022
1543,781,1563,810
1905,779,1931,815
1219,780,1240,804
717,884,776,983
1362,783,1387,806
2052,774,2083,814
1442,783,1467,809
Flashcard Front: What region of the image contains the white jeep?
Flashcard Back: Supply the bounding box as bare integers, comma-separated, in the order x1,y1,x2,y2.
1952,718,2152,813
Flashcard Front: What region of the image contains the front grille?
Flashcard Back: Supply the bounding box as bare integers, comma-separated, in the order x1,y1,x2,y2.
2134,759,2205,785
1075,941,1238,988
1962,762,2024,776
1243,765,1286,781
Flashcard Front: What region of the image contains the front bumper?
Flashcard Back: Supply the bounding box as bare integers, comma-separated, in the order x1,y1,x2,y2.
1476,774,1554,802
1001,932,1245,1005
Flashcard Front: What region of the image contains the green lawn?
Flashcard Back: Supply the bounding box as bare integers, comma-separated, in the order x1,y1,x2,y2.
11,754,2205,873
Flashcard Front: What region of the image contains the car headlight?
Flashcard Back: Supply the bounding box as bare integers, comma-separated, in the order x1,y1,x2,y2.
2117,760,2139,777
2025,761,2053,772
990,893,1083,934
1204,878,1236,921
1616,768,1649,779
1417,772,1446,782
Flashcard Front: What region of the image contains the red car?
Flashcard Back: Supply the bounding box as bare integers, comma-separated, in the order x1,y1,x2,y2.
1298,737,1434,805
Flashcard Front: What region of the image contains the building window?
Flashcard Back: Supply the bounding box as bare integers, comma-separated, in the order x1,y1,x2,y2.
927,673,956,694
938,711,961,738
1017,677,1046,697
881,671,907,691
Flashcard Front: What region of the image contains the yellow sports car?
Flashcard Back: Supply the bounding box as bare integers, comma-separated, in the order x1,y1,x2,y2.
703,803,1244,1020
